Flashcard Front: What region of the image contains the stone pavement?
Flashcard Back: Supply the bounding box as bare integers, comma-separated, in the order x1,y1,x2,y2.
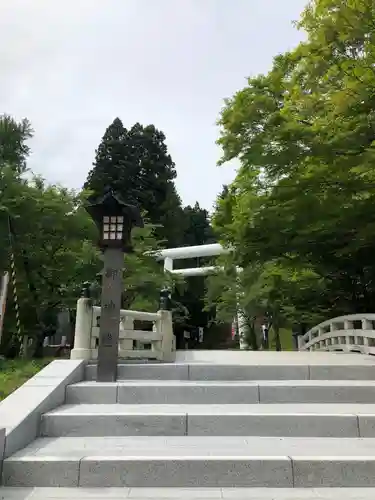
3,488,375,499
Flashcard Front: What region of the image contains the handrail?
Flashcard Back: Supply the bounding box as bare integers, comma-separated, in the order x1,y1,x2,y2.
71,298,174,362
92,305,159,322
298,313,375,355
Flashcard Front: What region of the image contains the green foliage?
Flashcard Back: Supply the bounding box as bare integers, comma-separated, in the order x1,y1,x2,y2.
211,0,375,336
0,114,33,175
121,224,184,313
84,118,184,246
84,117,217,327
182,203,215,246
174,202,217,329
0,358,52,400
0,167,101,356
0,113,217,356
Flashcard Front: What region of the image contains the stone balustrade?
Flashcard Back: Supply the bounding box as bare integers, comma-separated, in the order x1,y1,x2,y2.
298,313,375,355
70,298,175,362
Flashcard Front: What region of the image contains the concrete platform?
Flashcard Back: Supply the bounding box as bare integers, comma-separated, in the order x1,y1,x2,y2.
40,403,375,437
66,379,375,405
4,436,375,487
3,487,375,499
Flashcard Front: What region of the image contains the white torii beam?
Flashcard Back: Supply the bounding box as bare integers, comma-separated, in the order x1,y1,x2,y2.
168,266,218,277
153,243,246,349
156,243,230,261
154,243,231,276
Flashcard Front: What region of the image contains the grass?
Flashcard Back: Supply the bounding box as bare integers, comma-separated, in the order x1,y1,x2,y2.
0,358,52,402
269,327,294,351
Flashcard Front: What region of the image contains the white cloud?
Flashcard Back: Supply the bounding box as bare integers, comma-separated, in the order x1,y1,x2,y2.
0,0,307,208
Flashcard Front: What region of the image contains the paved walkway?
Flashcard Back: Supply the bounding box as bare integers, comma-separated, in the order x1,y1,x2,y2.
2,487,375,499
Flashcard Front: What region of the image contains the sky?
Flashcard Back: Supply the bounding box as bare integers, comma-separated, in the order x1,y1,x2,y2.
0,0,307,210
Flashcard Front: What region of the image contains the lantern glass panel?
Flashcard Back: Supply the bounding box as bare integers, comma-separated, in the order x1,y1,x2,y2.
103,216,110,223
103,232,109,240
117,232,123,240
117,216,124,223
110,232,116,240
103,224,109,232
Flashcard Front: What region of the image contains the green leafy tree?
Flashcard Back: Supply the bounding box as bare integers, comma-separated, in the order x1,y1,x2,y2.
182,202,215,246
0,170,99,357
86,118,221,332
212,0,375,330
175,203,216,331
0,114,33,175
84,118,184,245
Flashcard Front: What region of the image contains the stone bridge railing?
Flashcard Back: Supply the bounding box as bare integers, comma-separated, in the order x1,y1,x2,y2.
298,314,375,355
70,297,175,362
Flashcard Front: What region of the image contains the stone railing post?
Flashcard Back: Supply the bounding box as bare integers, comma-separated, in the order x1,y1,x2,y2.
120,315,134,351
292,330,300,351
297,335,304,350
361,318,372,347
70,297,93,360
151,320,161,356
158,288,175,361
158,309,175,362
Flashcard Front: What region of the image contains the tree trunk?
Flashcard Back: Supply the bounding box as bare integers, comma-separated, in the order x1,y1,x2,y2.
274,325,282,351
245,317,258,351
270,311,282,351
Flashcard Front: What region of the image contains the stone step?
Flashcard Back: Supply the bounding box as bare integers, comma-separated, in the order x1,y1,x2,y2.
175,350,375,366
40,403,375,437
85,360,375,381
4,435,375,487
3,488,375,500
66,379,375,405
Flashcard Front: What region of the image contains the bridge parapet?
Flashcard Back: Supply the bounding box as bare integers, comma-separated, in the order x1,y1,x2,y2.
298,313,375,355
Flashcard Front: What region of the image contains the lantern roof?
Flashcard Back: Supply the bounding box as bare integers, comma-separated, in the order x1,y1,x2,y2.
86,189,143,229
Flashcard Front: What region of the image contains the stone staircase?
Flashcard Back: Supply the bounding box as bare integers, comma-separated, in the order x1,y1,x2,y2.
3,351,375,498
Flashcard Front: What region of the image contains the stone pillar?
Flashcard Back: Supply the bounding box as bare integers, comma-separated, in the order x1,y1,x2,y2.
159,309,175,362
152,320,161,357
164,257,173,272
97,248,123,382
361,318,372,348
292,330,300,351
297,334,304,350
70,298,93,360
120,315,134,351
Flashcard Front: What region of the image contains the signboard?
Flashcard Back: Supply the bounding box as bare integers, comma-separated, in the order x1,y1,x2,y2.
97,248,123,382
